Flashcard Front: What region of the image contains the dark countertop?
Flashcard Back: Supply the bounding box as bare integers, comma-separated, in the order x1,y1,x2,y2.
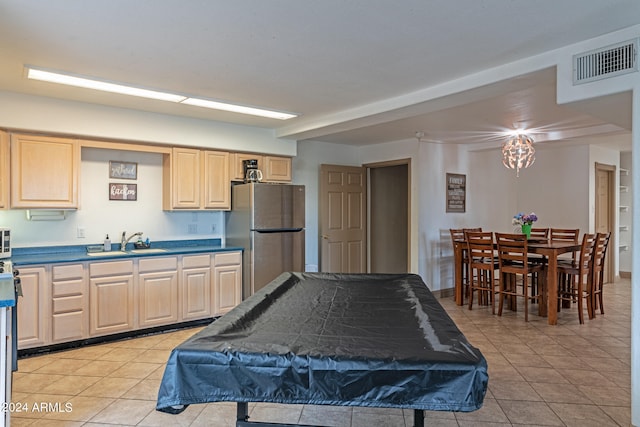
11,238,243,266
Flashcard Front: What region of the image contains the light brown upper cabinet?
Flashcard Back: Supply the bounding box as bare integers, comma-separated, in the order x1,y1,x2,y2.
263,155,292,182
230,152,263,181
0,131,9,209
230,153,292,183
163,147,230,210
202,150,231,209
164,147,201,209
10,133,80,209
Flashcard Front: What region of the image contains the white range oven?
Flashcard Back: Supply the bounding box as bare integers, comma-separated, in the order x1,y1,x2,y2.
0,260,18,427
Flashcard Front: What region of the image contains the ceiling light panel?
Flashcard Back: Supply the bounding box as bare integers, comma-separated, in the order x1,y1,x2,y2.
25,66,298,120
181,97,297,120
26,67,186,102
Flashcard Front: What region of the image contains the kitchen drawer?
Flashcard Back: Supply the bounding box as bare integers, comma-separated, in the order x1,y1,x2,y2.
90,260,133,277
139,256,178,273
52,280,84,297
182,254,211,269
53,295,84,313
214,251,241,266
52,311,85,342
53,264,84,280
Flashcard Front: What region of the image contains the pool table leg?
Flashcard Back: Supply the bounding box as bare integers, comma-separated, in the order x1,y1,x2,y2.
414,409,424,427
237,402,249,423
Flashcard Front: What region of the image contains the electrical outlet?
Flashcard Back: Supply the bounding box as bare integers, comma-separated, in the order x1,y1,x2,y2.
77,227,86,238
187,224,197,234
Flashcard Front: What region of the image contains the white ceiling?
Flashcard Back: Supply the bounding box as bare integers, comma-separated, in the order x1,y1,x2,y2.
0,0,638,148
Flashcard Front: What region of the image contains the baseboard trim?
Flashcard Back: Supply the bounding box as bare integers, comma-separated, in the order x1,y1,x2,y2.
18,318,215,358
433,287,455,299
620,271,631,279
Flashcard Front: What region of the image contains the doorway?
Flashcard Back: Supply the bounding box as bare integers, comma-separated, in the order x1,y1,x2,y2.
594,162,615,282
318,161,410,273
368,161,410,273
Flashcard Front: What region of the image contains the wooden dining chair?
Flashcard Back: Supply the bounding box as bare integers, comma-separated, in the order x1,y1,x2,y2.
495,233,545,322
466,231,498,313
591,232,611,316
450,227,484,303
556,233,597,324
529,227,549,239
550,228,580,305
526,227,549,295
450,228,470,302
463,227,483,233
550,228,580,246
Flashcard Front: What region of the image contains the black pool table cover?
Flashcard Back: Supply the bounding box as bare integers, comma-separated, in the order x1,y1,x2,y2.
156,273,488,414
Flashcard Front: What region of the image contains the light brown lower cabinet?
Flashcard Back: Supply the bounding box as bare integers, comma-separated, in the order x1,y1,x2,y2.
89,260,135,337
181,254,213,320
138,257,179,328
51,263,88,343
214,252,242,315
16,266,49,349
17,251,242,350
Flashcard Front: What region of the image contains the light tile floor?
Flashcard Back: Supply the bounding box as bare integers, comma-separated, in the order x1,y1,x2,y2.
9,278,631,426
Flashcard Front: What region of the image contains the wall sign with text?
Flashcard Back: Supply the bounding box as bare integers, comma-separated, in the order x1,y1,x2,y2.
109,183,137,201
446,173,466,213
109,161,137,179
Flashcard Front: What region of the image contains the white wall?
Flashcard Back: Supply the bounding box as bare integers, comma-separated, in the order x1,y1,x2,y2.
0,147,225,247
0,91,297,156
467,148,517,233
630,89,639,427
519,144,591,230
417,141,470,291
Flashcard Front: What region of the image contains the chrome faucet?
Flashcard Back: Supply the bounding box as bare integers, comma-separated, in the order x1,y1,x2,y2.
121,231,143,251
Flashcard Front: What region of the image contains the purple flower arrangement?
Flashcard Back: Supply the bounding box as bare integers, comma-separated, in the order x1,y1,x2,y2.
512,212,538,226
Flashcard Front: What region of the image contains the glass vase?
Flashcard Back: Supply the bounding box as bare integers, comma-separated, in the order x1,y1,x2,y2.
521,223,531,239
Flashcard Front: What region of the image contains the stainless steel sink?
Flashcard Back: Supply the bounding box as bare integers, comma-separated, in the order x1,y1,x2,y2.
86,250,128,257
129,248,168,254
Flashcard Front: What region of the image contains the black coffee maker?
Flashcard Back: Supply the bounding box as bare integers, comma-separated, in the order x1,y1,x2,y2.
243,159,263,183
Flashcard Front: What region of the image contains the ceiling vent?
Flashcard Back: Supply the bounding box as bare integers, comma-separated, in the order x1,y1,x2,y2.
573,38,638,85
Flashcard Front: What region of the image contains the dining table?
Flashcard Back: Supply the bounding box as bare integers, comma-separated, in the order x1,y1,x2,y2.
453,237,581,325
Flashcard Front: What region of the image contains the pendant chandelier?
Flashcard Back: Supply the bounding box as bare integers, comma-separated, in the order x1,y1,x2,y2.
502,133,535,177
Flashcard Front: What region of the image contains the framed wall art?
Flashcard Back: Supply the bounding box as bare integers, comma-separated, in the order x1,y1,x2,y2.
109,183,137,201
109,161,137,180
446,173,466,213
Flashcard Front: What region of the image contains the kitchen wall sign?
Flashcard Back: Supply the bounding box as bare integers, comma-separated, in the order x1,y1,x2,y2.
446,173,466,213
109,183,137,201
109,161,137,180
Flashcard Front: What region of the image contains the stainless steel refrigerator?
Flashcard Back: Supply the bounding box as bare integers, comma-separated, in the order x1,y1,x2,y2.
226,183,305,299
